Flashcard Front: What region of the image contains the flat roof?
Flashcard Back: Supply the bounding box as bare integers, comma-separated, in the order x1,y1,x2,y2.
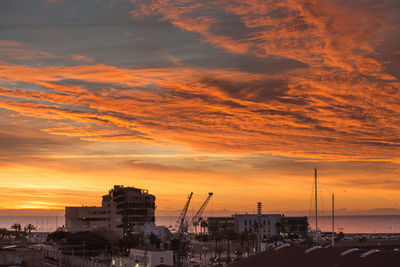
228,246,400,267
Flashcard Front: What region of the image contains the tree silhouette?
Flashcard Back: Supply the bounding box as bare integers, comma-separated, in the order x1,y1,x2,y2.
24,224,36,242
149,232,161,248
10,223,22,242
0,228,10,240
200,218,208,234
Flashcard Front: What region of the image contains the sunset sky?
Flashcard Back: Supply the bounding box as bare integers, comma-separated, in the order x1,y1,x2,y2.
1,0,400,216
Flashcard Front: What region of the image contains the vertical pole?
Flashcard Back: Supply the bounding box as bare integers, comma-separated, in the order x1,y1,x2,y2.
332,193,335,247
256,219,260,253
314,169,318,239
41,246,44,267
256,202,261,253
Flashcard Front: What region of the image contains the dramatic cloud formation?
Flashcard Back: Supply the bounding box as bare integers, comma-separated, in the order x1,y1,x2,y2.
0,0,399,214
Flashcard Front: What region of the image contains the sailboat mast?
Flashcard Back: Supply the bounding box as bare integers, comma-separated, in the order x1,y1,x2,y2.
332,193,335,247
315,168,318,238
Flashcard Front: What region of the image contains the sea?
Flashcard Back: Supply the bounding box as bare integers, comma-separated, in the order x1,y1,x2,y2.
1,215,399,234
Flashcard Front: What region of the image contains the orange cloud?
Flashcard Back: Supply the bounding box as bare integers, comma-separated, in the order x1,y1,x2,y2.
131,0,396,77
0,54,399,160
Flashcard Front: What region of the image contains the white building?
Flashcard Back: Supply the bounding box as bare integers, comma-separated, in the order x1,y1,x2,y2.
113,249,173,267
129,249,173,267
140,223,171,242
233,214,282,239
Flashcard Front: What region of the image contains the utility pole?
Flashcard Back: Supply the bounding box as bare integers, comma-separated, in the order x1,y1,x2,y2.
332,193,335,247
314,169,318,240
41,245,44,267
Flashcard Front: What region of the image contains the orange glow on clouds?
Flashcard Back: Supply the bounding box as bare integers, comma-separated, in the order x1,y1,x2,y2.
0,0,399,215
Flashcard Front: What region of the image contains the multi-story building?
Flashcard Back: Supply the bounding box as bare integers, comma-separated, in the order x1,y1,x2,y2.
65,206,110,232
233,214,282,239
207,214,282,240
65,185,156,238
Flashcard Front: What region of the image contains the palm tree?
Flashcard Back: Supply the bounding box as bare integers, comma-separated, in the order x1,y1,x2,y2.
193,220,199,234
225,230,238,263
149,232,161,248
275,221,282,235
200,218,208,234
0,228,10,240
24,224,36,242
245,227,257,256
10,223,21,243
238,232,248,258
215,245,224,265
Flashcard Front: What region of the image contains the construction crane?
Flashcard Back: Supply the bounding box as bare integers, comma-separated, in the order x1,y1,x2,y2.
190,192,213,233
175,192,193,234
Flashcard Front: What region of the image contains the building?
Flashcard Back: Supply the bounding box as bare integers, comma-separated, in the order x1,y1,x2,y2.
207,214,282,240
112,249,173,267
229,246,400,267
129,249,173,267
65,185,156,238
0,247,41,267
65,206,110,233
281,216,308,238
141,223,171,242
234,214,282,239
207,217,235,235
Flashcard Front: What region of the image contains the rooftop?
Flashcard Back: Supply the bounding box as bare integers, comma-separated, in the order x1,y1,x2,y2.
228,246,400,267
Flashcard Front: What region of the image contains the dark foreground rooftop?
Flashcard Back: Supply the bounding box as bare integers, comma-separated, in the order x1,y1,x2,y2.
229,246,400,267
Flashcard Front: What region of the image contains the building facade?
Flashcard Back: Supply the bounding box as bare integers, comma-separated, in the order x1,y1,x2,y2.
207,217,235,235
0,247,41,267
233,214,282,239
281,216,308,238
65,185,156,238
207,214,282,240
128,249,173,267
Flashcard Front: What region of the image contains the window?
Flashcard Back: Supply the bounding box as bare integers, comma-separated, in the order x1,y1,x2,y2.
160,257,164,263
244,220,247,225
